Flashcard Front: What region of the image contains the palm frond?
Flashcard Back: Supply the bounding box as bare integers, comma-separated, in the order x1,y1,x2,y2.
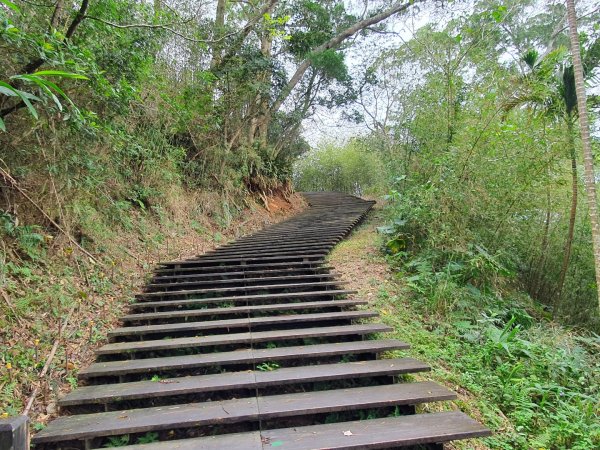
522,49,540,70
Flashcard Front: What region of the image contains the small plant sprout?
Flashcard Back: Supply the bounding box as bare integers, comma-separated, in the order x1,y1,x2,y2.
257,362,280,372
6,362,13,382
34,339,40,361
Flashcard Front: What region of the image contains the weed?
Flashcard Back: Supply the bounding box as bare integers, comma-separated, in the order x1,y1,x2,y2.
104,435,130,447
66,376,78,390
257,362,280,371
136,432,159,444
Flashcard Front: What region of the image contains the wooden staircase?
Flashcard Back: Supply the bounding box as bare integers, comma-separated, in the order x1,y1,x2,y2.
32,192,490,449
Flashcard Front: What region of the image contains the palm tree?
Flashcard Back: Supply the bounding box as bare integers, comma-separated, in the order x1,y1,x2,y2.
566,0,600,314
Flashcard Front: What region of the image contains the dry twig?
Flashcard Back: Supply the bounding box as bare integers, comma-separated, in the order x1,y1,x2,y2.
0,164,99,264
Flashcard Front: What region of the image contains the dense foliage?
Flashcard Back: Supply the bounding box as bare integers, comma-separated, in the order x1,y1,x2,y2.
297,0,600,331
296,4,600,445
293,141,385,195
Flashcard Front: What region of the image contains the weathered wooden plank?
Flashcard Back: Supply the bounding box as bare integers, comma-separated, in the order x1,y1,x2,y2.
60,359,429,407
209,238,340,252
148,273,336,288
121,299,368,323
97,324,393,356
137,281,346,299
256,381,455,418
79,339,409,379
158,253,326,267
117,432,263,450
151,266,333,282
33,382,453,444
260,411,491,449
184,248,332,259
129,289,357,310
153,261,326,275
109,310,377,339
204,242,335,255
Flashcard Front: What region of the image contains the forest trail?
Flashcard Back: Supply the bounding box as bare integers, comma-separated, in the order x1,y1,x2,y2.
31,192,489,449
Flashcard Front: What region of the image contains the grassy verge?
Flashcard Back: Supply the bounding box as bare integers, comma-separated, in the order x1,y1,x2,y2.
328,207,600,450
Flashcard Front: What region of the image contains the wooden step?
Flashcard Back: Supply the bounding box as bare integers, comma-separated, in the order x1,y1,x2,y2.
79,339,409,379
147,273,337,288
230,233,346,243
190,247,333,259
204,242,335,255
121,299,368,323
151,266,333,282
129,290,357,311
59,358,429,408
119,411,490,450
137,281,346,299
97,324,393,356
121,432,263,450
33,382,454,444
109,310,377,340
159,253,325,267
212,238,340,251
260,411,491,449
153,261,325,275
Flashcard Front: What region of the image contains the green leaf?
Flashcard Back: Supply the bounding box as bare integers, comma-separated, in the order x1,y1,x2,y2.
0,81,40,100
12,75,64,111
0,117,5,132
37,79,69,100
0,82,40,119
0,0,20,13
0,85,18,97
30,70,89,80
18,94,38,119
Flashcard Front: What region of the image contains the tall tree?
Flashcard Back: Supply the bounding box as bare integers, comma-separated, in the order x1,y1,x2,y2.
565,0,600,313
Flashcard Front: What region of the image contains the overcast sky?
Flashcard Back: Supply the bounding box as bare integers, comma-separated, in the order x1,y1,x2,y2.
301,0,600,147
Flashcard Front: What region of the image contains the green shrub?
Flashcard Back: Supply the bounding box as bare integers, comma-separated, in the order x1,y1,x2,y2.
293,140,386,195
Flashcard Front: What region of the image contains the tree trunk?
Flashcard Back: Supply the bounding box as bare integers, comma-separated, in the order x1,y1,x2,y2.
210,0,227,70
254,32,274,146
553,117,577,316
50,0,65,31
215,0,279,71
566,0,600,313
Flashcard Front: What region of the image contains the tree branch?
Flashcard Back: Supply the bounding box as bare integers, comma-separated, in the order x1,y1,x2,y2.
270,1,423,115
65,0,88,38
83,15,227,43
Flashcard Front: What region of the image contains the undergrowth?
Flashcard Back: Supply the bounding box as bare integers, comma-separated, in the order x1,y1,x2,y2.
330,208,600,450
0,189,302,426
